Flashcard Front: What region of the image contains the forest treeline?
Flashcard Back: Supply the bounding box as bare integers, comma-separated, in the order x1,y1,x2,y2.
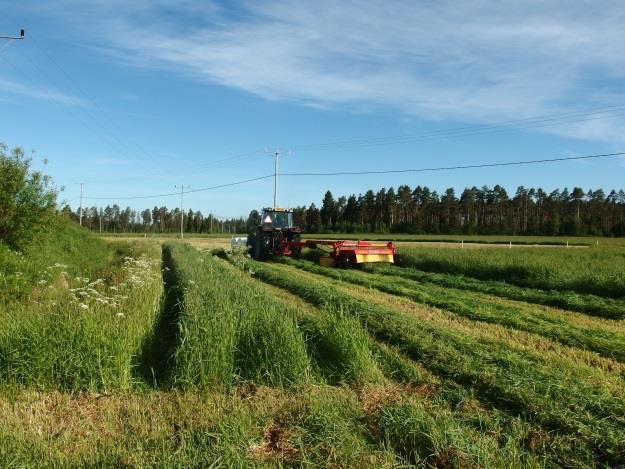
63,184,625,236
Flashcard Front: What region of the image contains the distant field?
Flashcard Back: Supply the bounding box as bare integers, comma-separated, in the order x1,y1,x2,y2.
100,231,625,247
305,233,625,246
2,225,625,466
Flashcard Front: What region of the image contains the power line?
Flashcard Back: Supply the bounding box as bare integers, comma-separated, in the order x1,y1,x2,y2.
290,106,625,152
29,33,168,171
10,44,164,176
0,52,164,176
282,152,625,176
83,174,274,200
78,151,624,201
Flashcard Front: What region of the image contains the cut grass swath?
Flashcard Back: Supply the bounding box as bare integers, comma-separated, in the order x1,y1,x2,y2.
368,262,625,320
282,258,625,362
239,258,625,466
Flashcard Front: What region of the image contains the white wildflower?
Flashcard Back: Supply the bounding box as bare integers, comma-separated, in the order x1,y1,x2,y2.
38,279,47,285
79,303,89,310
116,312,125,318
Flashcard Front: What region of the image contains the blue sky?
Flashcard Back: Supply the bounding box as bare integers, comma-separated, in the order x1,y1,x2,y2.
1,0,625,217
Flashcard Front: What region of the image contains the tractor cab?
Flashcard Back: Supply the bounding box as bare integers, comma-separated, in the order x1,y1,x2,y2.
260,208,294,230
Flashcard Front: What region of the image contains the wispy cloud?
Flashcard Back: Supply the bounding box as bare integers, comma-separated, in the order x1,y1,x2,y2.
31,0,625,140
0,76,86,107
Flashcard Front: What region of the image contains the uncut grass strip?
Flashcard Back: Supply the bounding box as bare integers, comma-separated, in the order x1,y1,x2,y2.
241,260,625,465
283,258,625,363
399,247,625,300
371,263,625,320
271,261,625,394
167,244,312,389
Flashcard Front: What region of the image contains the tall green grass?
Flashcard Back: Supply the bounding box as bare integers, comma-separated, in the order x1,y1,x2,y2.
166,243,311,389
400,246,625,298
0,241,162,391
241,259,625,466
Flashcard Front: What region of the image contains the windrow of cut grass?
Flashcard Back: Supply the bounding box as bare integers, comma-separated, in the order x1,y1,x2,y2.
240,258,625,466
0,242,163,391
368,262,625,320
400,246,625,299
281,258,625,362
226,256,546,467
165,243,312,389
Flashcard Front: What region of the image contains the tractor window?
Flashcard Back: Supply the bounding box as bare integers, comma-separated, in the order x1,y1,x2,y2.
262,211,292,228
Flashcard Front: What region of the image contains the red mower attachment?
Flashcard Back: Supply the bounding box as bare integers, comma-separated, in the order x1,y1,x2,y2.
289,239,396,268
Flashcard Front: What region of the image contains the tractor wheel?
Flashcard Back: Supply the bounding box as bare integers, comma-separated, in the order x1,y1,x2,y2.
338,252,355,269
253,235,266,260
246,234,255,255
393,253,404,266
291,246,302,259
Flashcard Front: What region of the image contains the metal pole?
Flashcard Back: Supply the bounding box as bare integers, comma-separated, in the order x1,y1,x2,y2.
180,186,184,239
273,150,279,209
175,185,190,239
79,183,84,226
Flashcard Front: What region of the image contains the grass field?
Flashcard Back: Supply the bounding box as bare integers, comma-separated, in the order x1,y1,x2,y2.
1,227,624,467
101,231,625,246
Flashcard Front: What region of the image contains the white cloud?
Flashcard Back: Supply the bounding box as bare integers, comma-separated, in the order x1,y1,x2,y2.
0,77,86,107
26,0,625,140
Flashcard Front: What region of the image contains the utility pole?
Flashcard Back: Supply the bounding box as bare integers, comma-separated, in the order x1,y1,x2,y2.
273,149,279,209
269,148,291,209
78,183,84,226
99,209,102,233
175,185,190,239
0,29,25,40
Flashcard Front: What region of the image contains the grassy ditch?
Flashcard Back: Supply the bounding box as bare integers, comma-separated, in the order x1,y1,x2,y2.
0,241,162,391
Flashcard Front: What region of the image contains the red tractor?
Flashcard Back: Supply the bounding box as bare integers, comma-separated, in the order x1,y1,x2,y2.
246,208,397,268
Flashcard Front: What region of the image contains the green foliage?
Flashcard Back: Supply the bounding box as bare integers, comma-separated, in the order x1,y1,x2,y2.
1,220,112,304
0,144,58,250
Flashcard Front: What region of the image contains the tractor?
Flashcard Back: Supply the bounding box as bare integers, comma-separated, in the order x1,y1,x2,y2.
246,207,397,268
246,208,302,261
